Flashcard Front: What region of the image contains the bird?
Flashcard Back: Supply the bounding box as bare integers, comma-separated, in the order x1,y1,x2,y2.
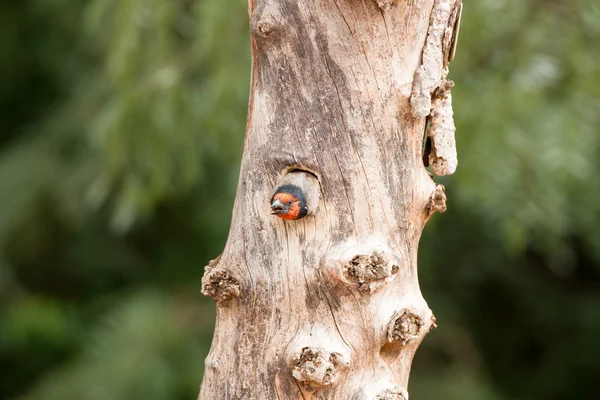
270,184,308,220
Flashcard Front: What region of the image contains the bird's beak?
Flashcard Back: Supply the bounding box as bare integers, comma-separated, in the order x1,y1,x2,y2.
270,199,285,214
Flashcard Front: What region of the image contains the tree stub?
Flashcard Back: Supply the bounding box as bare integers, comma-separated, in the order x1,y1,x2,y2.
199,0,462,398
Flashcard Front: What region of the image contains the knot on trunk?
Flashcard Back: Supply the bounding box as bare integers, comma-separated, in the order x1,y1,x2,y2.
376,387,409,400
250,9,282,42
427,184,447,215
252,19,278,39
291,347,348,388
443,1,462,65
373,0,395,11
201,258,240,306
387,310,425,345
430,312,438,331
344,252,399,292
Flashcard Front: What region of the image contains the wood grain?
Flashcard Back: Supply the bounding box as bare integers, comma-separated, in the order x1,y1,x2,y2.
200,0,461,398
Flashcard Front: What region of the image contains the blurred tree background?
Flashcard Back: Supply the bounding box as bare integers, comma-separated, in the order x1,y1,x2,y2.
0,0,598,399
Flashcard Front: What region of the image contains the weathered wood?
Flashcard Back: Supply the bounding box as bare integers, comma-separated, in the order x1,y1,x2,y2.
200,0,461,398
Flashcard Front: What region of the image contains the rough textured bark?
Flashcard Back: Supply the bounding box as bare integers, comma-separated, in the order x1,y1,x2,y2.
200,0,461,398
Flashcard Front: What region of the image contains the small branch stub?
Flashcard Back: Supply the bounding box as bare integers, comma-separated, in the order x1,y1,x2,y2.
376,387,409,400
250,9,282,42
291,347,349,388
387,310,425,346
373,0,395,11
256,21,272,37
344,252,400,292
201,257,240,306
427,184,447,215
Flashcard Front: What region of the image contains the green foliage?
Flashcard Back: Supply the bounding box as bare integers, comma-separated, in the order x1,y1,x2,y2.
0,1,598,400
453,0,600,269
18,291,215,400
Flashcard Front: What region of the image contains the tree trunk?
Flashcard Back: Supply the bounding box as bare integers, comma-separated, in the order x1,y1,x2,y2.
200,0,461,398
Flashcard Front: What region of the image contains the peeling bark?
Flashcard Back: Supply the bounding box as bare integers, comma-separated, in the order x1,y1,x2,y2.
410,0,459,118
199,0,461,398
427,184,447,215
427,89,457,176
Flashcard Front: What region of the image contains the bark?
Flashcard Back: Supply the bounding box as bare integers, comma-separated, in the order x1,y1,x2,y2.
200,0,461,398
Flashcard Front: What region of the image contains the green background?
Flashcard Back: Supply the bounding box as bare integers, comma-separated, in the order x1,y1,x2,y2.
1,0,599,399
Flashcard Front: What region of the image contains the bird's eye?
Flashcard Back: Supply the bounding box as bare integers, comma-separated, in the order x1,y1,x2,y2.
286,200,292,205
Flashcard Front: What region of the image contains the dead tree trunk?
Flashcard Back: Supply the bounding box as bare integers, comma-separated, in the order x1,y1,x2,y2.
200,0,461,398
